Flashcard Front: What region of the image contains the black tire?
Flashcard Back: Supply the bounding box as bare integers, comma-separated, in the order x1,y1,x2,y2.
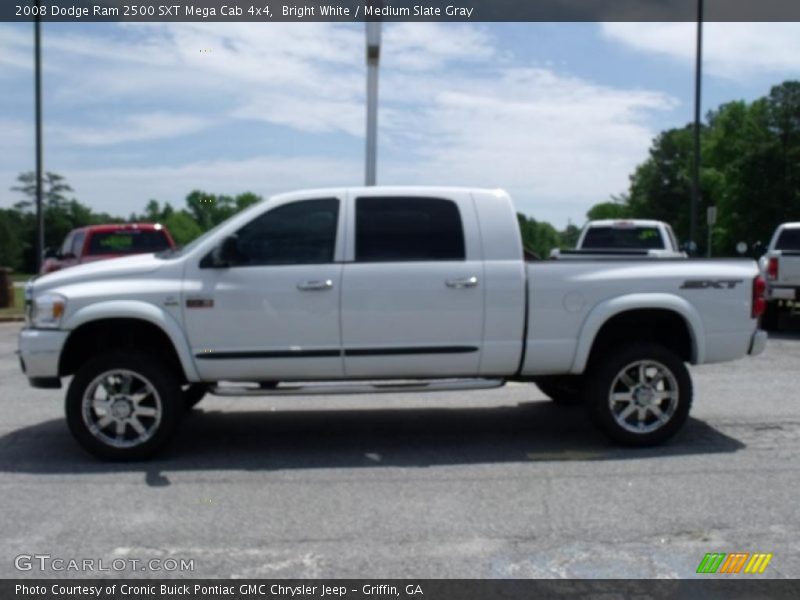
761,302,780,331
535,376,585,406
183,383,208,410
66,351,182,460
586,343,692,447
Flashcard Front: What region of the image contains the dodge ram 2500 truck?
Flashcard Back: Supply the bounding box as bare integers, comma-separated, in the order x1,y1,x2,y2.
18,187,767,459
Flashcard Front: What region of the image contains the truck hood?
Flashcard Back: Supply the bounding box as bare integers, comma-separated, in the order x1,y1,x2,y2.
32,253,166,292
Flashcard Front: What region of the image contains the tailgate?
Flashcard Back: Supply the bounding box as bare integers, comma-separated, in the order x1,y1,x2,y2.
778,253,800,285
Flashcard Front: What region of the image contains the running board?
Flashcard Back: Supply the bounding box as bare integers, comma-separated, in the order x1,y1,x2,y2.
210,378,505,397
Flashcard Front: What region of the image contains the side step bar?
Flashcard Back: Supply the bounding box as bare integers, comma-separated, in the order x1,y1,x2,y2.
210,378,506,397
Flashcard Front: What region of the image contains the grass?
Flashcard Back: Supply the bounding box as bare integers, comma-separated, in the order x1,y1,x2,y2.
0,285,25,318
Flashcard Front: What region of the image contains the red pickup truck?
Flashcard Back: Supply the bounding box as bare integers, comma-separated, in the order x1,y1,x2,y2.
40,223,176,274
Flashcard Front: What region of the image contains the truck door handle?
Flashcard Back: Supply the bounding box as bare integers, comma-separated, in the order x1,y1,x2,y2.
445,276,479,288
297,279,334,291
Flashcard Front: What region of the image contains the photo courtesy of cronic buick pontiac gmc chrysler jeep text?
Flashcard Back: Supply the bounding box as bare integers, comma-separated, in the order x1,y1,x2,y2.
17,187,768,459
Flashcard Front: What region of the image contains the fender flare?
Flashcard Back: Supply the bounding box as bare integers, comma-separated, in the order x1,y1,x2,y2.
62,301,199,381
570,293,705,374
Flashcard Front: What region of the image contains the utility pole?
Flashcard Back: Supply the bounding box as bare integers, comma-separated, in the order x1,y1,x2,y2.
690,0,704,256
365,19,381,186
34,8,45,272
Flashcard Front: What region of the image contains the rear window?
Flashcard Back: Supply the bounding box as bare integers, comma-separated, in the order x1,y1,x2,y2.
582,226,665,250
355,196,465,262
87,230,171,255
775,228,800,251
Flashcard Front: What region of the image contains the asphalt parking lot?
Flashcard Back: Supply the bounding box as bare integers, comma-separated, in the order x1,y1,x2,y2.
1,322,799,579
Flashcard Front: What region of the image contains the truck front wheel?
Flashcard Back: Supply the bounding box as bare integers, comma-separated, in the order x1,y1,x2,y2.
586,343,692,446
66,351,182,460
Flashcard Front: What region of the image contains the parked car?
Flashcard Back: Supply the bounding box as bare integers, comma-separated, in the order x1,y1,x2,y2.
759,222,800,329
40,223,175,274
551,219,686,259
19,187,766,459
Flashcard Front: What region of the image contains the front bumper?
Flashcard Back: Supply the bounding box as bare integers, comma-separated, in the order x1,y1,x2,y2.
749,329,768,357
18,328,69,386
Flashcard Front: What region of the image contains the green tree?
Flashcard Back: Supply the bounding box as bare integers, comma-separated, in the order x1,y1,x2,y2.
517,213,562,258
0,209,24,270
597,80,800,256
559,223,581,249
11,171,73,212
164,211,204,246
586,197,633,221
235,192,262,211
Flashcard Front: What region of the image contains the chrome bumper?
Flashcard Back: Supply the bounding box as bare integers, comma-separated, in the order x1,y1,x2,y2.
18,328,68,382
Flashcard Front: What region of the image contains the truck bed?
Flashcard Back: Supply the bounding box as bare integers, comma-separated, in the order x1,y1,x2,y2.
519,258,760,376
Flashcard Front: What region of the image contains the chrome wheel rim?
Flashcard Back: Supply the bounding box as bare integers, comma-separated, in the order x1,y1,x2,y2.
608,360,679,434
82,369,162,448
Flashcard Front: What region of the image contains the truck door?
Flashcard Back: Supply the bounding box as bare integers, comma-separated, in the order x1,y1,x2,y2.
341,192,485,378
184,196,345,381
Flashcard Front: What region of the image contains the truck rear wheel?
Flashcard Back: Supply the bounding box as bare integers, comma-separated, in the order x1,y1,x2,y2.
586,343,692,446
66,351,182,460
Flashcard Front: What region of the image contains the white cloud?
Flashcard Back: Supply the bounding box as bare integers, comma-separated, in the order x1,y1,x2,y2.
602,22,800,81
382,23,496,70
377,67,674,224
0,25,32,71
53,113,211,146
0,23,681,226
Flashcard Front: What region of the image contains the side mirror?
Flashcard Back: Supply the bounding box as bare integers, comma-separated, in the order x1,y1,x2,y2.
43,247,58,259
62,252,76,260
210,235,243,267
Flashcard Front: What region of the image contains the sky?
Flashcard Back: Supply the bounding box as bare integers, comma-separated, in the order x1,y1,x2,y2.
1,22,799,228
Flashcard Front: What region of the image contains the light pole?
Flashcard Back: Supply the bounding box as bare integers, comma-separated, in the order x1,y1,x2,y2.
365,20,381,186
34,7,44,272
691,0,703,255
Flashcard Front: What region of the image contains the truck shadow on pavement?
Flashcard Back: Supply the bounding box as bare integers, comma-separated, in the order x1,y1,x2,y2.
0,401,744,478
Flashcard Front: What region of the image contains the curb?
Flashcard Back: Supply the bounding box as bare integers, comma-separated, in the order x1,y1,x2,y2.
0,316,24,323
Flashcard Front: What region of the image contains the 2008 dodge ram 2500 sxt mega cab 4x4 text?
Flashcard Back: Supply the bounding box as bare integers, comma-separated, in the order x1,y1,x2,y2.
18,187,768,459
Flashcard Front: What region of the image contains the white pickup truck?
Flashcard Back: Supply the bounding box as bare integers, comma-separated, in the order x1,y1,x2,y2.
551,219,687,259
760,222,800,329
18,187,767,459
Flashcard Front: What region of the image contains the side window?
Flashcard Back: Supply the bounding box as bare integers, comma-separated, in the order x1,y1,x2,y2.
355,197,465,262
233,198,339,266
71,231,85,257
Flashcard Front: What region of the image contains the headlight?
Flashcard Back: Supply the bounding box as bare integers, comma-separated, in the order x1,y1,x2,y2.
30,293,67,329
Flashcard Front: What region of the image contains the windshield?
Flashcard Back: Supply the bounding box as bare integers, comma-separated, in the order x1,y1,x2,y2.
582,226,665,250
87,230,171,255
775,228,800,251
